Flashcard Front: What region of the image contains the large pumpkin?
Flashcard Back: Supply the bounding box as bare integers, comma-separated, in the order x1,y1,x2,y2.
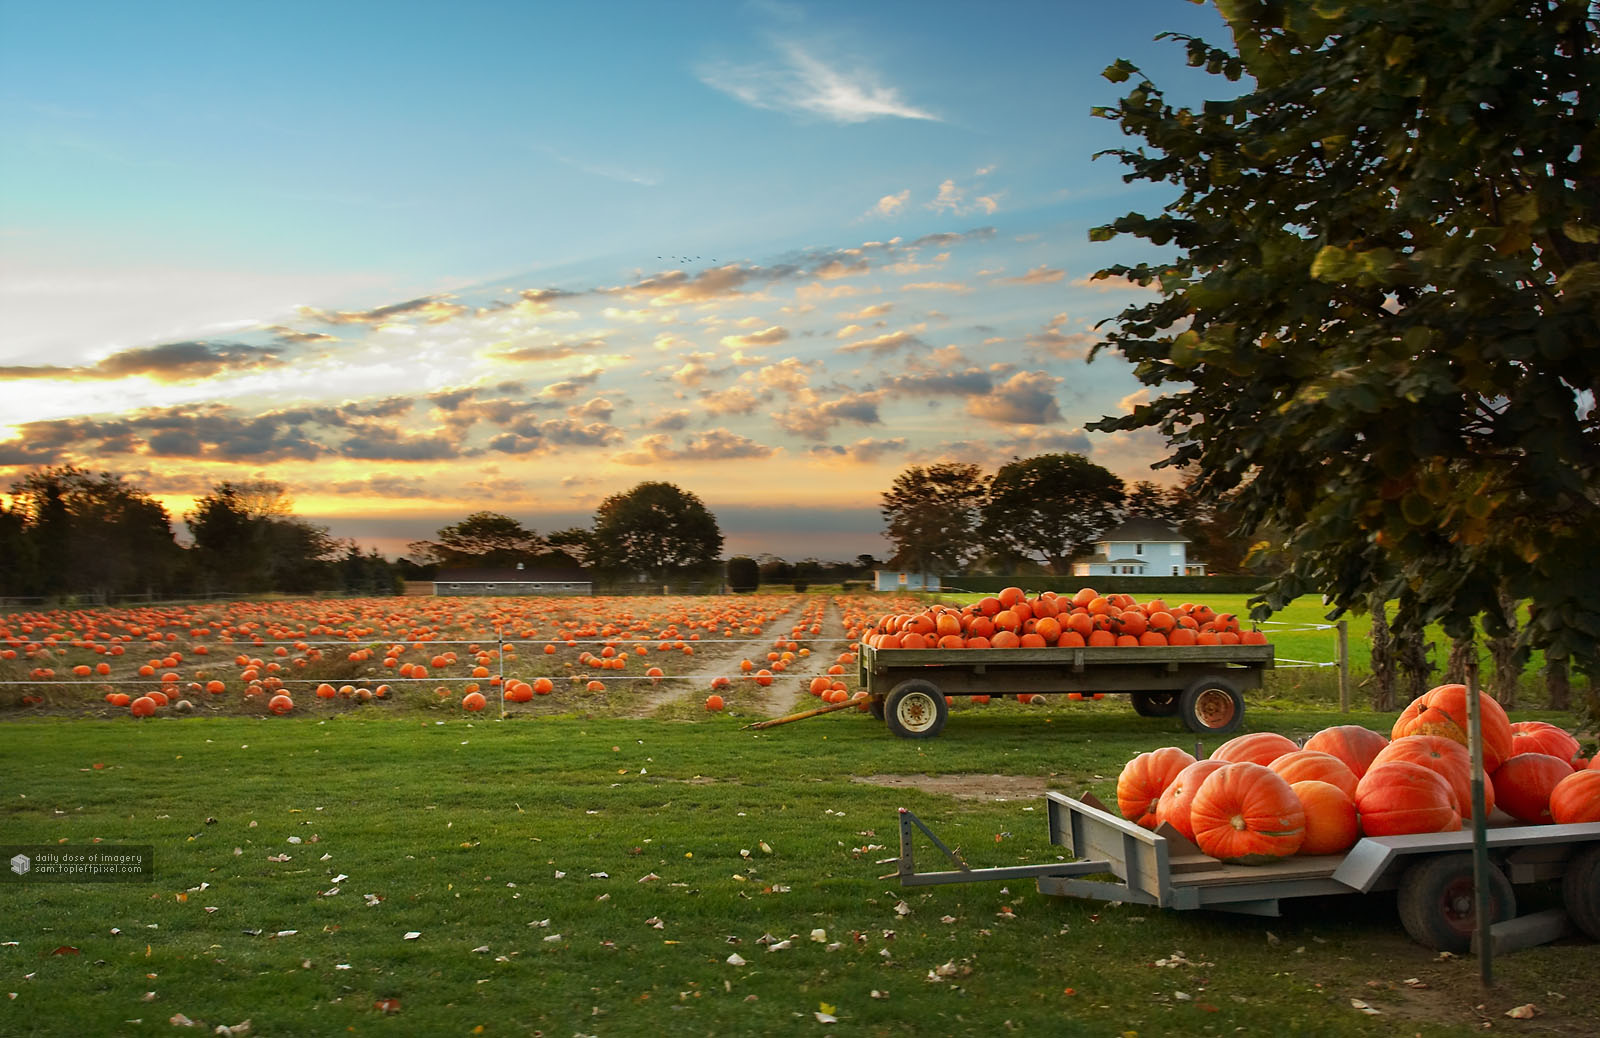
1188,762,1306,864
1301,725,1390,778
1154,759,1230,844
1492,752,1574,825
1290,779,1360,856
1209,731,1300,767
1355,761,1461,836
1507,721,1581,766
1548,770,1600,824
1369,735,1495,820
1117,747,1197,830
1391,683,1513,771
1269,749,1358,798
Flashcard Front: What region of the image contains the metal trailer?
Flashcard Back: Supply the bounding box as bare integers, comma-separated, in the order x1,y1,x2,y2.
893,791,1600,954
856,642,1275,738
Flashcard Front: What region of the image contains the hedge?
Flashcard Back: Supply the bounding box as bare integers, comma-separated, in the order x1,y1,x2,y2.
943,574,1272,596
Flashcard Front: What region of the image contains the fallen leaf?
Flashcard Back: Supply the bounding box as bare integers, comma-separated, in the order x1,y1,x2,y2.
402,931,421,941
169,1012,196,1027
1350,998,1381,1015
49,947,80,956
726,953,747,966
767,939,791,952
1505,1004,1538,1019
373,998,401,1014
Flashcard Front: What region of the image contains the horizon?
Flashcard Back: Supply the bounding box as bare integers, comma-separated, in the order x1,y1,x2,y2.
1,2,1236,560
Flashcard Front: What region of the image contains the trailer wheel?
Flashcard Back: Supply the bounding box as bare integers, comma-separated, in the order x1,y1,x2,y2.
1131,692,1180,717
884,680,947,739
1178,678,1245,734
1561,842,1600,941
1397,853,1516,953
868,695,887,722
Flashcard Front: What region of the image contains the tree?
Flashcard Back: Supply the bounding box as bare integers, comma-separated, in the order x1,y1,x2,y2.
9,465,182,598
727,556,760,593
187,480,340,593
977,454,1125,574
545,527,598,569
1089,1,1600,711
880,462,988,577
1123,480,1185,526
408,512,545,569
590,482,723,582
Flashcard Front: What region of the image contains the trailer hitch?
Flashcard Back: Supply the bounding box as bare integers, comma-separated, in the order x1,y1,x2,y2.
887,806,1112,887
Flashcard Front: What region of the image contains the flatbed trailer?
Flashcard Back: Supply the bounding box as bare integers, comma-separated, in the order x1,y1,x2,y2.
857,642,1275,738
893,791,1600,953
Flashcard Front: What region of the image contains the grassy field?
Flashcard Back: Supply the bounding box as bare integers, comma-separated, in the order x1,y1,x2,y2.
2,707,1596,1037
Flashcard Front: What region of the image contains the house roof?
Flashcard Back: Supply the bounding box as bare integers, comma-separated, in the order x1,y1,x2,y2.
1098,516,1188,542
435,567,590,583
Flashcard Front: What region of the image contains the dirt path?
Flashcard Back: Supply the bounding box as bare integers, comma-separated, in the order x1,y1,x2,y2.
621,595,853,718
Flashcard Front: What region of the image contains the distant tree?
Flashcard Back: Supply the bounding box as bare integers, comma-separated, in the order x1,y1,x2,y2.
0,499,40,597
758,555,794,584
727,556,760,593
591,482,723,582
1089,0,1600,723
977,454,1125,575
408,512,545,569
9,465,182,598
338,541,402,596
1122,480,1186,527
880,462,988,577
187,480,340,593
544,527,598,569
792,558,823,592
853,554,880,575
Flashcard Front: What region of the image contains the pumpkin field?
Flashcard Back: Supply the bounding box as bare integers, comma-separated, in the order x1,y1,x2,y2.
2,591,1597,1036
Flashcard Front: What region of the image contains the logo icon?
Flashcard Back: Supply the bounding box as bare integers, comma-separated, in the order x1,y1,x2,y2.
9,853,30,876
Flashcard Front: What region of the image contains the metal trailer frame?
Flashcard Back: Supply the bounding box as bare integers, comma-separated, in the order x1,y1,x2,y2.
857,643,1275,737
892,791,1600,954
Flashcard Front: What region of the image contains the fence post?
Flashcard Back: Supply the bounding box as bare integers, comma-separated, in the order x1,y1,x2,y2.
1337,620,1350,712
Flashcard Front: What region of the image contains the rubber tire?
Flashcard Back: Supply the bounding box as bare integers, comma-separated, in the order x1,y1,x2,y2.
1131,692,1180,718
868,696,887,722
884,679,948,739
1178,677,1245,735
1397,853,1516,953
1561,842,1600,941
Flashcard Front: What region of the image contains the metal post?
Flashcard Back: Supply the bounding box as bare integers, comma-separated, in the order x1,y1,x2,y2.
1337,620,1350,712
1465,658,1493,986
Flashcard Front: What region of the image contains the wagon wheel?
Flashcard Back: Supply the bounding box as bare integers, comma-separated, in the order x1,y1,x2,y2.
1562,842,1600,941
883,679,947,739
1396,853,1516,953
1178,677,1245,734
1130,692,1180,718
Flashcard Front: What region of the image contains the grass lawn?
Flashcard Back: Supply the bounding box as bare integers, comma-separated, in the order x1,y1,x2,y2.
3,707,1596,1037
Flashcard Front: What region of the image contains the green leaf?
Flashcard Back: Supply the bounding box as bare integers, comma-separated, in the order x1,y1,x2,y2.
1103,59,1138,83
1562,222,1600,244
1310,245,1358,282
1557,262,1600,299
1385,35,1415,67
1502,193,1539,224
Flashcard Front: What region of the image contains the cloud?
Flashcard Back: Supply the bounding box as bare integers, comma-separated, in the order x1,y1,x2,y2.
864,189,910,220
327,475,430,498
719,325,790,350
837,329,925,355
493,338,609,364
886,368,994,396
646,409,692,431
262,325,338,346
615,428,779,464
805,437,909,464
840,302,893,321
0,340,287,383
899,281,970,294
928,178,999,216
298,295,468,326
1000,265,1065,285
773,389,884,439
698,42,939,124
1026,313,1098,360
964,371,1064,425
698,385,763,416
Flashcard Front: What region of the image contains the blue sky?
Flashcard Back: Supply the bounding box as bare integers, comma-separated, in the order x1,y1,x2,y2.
0,0,1233,561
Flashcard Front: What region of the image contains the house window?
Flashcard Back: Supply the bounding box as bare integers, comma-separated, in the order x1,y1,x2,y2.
1135,543,1143,555
1173,566,1180,576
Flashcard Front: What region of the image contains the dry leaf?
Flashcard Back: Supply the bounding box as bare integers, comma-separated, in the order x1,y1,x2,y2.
1505,1004,1538,1019
726,953,746,966
1350,999,1381,1015
402,931,421,941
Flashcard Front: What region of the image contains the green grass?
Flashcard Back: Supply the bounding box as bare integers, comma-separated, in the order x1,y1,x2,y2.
2,709,1596,1037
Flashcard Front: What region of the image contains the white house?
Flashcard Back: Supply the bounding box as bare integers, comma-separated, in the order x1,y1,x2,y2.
873,570,942,592
1070,517,1206,578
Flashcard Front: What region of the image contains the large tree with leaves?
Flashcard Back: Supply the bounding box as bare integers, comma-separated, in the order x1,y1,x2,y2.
1090,1,1600,704
406,511,546,569
590,482,723,583
978,454,1126,574
880,462,988,577
8,465,182,597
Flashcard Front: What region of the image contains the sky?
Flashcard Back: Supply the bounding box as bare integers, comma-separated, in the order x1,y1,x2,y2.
0,0,1236,562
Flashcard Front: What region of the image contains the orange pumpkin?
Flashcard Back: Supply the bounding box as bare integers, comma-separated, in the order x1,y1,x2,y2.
1268,749,1358,798
1301,724,1390,778
1492,752,1574,824
1391,683,1513,771
461,691,487,711
1290,779,1360,856
1116,747,1197,830
1370,734,1494,820
267,694,294,715
1188,762,1306,864
704,694,724,711
1507,721,1581,766
129,696,157,717
1355,761,1461,836
1209,731,1299,767
1154,759,1230,844
1548,770,1600,824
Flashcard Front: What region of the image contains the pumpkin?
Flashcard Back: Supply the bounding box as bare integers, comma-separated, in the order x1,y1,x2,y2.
1391,683,1513,771
461,691,487,711
267,694,294,715
1188,762,1306,864
1117,747,1197,830
1591,756,1600,771
1355,761,1461,836
1507,721,1581,766
1370,734,1494,820
129,696,157,717
704,694,724,711
1154,759,1230,844
1301,724,1390,778
1289,779,1360,856
1548,770,1600,824
1492,752,1574,824
1268,749,1358,798
1209,731,1300,767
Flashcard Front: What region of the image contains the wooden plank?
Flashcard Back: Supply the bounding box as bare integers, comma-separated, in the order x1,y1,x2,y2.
1472,909,1575,957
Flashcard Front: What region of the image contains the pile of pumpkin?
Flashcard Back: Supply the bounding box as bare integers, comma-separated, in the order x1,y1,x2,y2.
1116,683,1600,865
864,587,1268,650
